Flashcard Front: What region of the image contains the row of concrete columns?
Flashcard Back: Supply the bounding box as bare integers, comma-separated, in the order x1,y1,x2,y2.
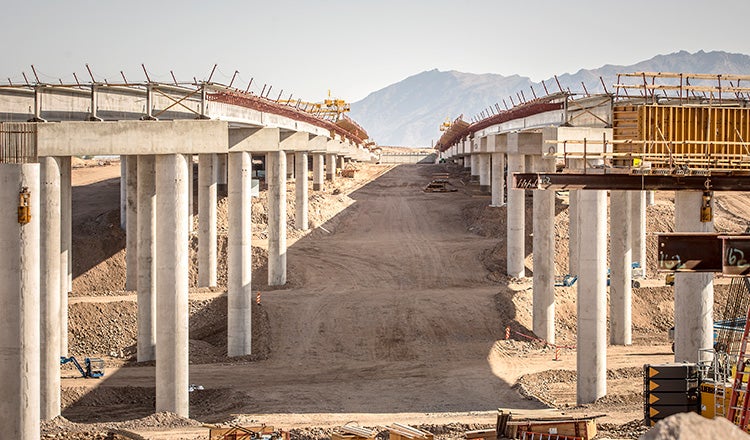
457,151,672,405
0,149,342,436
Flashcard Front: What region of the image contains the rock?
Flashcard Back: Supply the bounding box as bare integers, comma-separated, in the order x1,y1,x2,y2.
640,412,750,440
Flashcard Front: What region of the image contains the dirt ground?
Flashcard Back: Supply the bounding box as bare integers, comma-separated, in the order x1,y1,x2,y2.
48,158,750,439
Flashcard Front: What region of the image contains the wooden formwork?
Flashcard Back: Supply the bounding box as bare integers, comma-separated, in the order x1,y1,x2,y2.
613,104,750,171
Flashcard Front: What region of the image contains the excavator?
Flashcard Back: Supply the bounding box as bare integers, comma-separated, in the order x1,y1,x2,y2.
60,356,105,378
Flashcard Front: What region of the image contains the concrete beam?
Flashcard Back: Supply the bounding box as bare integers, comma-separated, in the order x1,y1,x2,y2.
36,120,228,156
229,127,280,152
279,131,310,152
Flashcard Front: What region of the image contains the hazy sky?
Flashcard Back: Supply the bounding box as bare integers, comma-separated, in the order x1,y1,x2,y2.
2,0,748,102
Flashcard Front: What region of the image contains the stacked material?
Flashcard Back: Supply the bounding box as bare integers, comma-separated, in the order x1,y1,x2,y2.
385,423,435,440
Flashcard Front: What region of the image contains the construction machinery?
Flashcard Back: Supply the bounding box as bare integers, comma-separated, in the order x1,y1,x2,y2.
60,356,105,379
554,274,578,287
643,276,750,430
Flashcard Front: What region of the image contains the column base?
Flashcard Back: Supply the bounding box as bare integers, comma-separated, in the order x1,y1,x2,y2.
313,183,322,191
480,185,490,193
489,203,506,208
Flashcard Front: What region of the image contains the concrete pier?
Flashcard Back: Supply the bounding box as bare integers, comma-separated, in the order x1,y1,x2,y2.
568,159,582,276
533,156,555,344
295,152,309,230
313,153,324,191
137,155,156,362
59,156,71,356
228,152,253,356
506,153,525,277
120,157,126,229
631,191,647,271
125,157,138,291
268,151,287,286
491,153,505,206
0,163,40,440
198,154,218,287
188,155,194,231
155,154,189,417
217,153,228,185
40,156,61,420
286,153,295,180
610,190,632,346
532,156,555,344
478,153,490,193
674,191,714,363
470,154,478,180
577,189,607,404
326,154,336,181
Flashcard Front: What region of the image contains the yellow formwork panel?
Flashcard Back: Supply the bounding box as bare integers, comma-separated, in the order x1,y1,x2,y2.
613,104,750,170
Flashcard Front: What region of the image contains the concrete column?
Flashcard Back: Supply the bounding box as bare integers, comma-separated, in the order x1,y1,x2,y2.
326,154,336,181
0,163,40,440
59,156,71,356
40,156,61,420
478,153,490,193
491,153,505,207
295,152,309,230
506,153,525,277
463,155,470,169
228,151,253,356
577,189,607,404
286,153,295,180
188,155,194,231
137,155,156,362
647,190,655,206
120,157,126,229
312,153,324,191
470,154,478,179
568,191,579,276
217,153,228,185
674,191,714,363
198,154,218,287
338,156,345,170
268,151,287,286
155,154,189,417
631,191,647,272
610,191,632,346
125,157,138,291
532,156,555,344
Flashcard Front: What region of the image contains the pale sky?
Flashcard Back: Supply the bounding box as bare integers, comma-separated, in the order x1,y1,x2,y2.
2,0,749,102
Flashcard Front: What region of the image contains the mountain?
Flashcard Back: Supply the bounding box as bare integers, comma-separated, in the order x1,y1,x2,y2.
350,50,750,147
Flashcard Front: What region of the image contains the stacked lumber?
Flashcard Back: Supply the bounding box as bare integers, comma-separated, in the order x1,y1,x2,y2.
495,409,602,440
332,423,378,440
385,423,434,440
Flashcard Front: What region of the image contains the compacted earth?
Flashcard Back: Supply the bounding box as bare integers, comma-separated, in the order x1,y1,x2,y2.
46,156,750,439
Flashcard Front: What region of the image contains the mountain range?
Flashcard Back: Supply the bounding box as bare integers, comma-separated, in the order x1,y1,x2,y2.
349,50,750,147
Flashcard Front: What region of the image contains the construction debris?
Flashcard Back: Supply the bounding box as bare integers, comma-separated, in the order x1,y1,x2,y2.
208,424,289,440
495,409,600,440
385,423,434,440
332,423,378,440
341,163,359,178
424,173,457,192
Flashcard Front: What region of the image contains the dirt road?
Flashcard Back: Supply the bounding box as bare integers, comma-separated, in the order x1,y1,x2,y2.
60,163,694,440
